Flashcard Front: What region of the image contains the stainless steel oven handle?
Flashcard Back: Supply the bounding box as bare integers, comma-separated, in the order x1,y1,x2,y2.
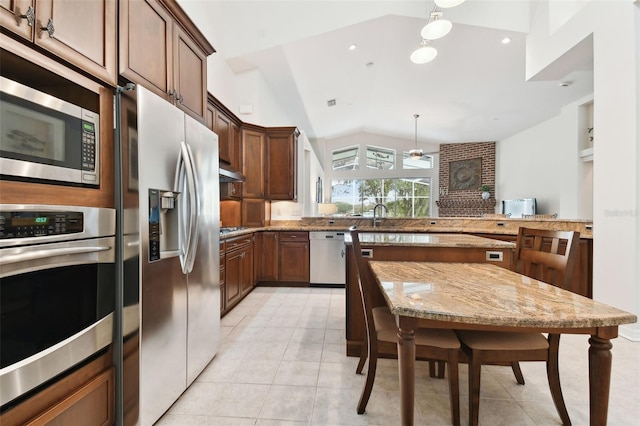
0,245,112,266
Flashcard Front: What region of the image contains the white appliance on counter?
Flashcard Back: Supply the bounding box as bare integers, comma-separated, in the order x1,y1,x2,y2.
502,198,536,218
115,85,220,425
309,231,346,286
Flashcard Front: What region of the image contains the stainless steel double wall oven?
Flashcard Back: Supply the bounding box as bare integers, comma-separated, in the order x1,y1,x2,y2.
0,204,115,409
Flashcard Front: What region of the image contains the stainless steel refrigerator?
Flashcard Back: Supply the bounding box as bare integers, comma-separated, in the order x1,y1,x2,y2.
115,84,220,425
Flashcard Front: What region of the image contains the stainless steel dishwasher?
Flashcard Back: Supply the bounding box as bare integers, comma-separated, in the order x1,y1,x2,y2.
309,231,346,287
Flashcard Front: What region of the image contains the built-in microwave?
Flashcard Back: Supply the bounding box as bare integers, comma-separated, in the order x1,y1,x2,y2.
0,76,100,186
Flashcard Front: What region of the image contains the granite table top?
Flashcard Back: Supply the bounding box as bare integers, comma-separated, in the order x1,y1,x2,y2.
344,232,515,249
368,261,637,329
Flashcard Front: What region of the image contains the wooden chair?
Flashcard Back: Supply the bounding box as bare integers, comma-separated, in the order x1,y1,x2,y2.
455,227,580,426
349,226,462,425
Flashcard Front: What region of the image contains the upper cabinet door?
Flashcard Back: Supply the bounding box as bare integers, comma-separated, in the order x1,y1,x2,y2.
242,128,265,198
119,0,173,98
265,128,298,200
0,0,35,40
34,0,117,85
173,24,206,120
215,110,231,164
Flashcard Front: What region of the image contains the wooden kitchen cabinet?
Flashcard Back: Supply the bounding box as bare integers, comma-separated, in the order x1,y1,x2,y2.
242,127,266,198
265,127,299,200
256,231,309,284
258,231,279,281
242,198,267,227
278,232,309,282
0,348,114,426
220,240,226,314
224,235,253,311
0,0,117,85
119,0,213,120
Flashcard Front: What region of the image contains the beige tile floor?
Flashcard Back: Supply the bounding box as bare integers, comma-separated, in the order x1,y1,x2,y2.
157,287,639,426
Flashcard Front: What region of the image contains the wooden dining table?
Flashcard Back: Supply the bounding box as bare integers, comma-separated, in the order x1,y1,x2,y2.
368,260,637,426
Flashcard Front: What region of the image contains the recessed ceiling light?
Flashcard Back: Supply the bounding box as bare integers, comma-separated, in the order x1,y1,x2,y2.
348,44,357,51
501,37,511,44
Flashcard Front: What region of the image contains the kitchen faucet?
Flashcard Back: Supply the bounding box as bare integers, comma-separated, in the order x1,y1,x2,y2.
372,203,388,227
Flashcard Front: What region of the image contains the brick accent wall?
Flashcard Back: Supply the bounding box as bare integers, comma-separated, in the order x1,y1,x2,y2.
437,142,496,217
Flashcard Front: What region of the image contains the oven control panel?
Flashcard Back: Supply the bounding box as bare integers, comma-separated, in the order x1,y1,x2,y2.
0,211,83,239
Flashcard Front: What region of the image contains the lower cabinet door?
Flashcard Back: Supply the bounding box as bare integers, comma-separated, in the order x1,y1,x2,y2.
27,367,115,426
278,241,309,282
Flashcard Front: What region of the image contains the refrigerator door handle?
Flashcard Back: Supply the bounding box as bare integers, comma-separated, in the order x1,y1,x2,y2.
174,141,197,274
184,142,200,274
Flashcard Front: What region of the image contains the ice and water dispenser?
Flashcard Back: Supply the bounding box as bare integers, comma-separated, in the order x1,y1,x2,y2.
148,188,180,262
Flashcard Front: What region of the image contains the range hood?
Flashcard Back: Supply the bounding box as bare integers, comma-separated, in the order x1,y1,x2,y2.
219,162,245,183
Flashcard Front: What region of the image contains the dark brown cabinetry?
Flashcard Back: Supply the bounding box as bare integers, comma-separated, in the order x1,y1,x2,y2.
266,127,299,200
208,95,243,200
278,232,309,282
241,127,266,199
258,231,279,281
224,235,253,312
119,0,213,120
256,231,309,284
242,198,267,228
0,349,114,426
0,0,117,85
220,240,226,314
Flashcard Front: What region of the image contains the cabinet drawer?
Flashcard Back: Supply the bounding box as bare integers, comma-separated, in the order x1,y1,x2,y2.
279,231,308,242
225,235,252,251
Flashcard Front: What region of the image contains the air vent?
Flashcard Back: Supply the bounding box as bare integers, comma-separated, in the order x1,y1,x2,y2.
327,99,336,107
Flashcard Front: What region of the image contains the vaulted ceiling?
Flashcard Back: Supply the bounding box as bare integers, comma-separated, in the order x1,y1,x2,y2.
179,0,594,145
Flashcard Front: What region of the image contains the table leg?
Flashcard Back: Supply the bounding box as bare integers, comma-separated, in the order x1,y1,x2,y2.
588,335,612,426
397,316,416,426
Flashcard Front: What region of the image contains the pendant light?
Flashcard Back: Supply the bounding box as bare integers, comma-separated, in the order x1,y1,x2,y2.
435,0,466,8
420,11,452,40
410,40,437,64
409,114,423,160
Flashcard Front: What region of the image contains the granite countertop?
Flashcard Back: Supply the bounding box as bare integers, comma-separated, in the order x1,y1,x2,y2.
368,261,636,329
344,232,515,249
219,216,594,240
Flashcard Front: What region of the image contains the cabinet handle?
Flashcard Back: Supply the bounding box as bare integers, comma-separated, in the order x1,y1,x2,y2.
290,235,297,238
16,6,35,26
178,94,184,104
167,90,178,101
40,18,55,37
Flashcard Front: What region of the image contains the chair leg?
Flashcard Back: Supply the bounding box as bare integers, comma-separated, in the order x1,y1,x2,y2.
468,351,482,426
356,336,368,375
357,345,378,414
447,351,460,426
438,360,446,378
511,361,526,385
547,334,571,425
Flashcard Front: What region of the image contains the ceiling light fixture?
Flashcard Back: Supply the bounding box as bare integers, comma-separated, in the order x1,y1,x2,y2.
420,11,452,40
348,44,357,50
409,114,423,160
501,37,511,44
410,40,437,64
435,0,466,8
411,0,465,64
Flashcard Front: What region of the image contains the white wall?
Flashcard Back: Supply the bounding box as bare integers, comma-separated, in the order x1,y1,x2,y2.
497,96,590,219
526,0,639,340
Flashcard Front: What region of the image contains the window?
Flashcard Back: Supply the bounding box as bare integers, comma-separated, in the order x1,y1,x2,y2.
402,152,434,169
332,146,359,170
366,146,395,170
330,178,431,217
